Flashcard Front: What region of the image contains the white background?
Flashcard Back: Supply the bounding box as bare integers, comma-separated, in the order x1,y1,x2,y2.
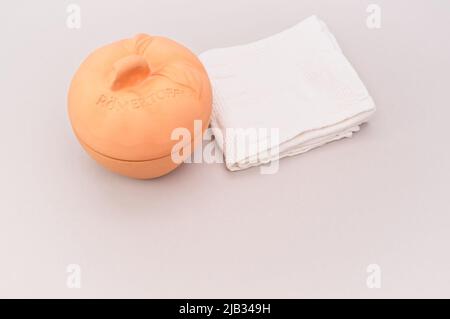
0,0,449,298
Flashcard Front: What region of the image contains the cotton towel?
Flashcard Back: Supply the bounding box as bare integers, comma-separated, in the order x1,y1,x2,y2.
199,15,376,171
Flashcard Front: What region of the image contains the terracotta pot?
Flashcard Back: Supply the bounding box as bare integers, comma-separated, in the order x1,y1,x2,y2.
68,34,212,179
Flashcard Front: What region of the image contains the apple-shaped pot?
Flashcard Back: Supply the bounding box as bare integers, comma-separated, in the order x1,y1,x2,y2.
68,34,212,179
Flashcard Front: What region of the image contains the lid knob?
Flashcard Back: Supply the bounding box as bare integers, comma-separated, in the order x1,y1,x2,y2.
109,54,150,91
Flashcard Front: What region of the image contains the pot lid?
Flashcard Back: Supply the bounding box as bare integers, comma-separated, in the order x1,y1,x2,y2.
68,34,212,161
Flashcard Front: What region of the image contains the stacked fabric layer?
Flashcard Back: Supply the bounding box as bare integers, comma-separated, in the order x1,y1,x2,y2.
200,15,376,171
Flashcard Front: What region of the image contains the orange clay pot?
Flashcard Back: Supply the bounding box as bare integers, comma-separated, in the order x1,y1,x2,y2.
68,34,212,179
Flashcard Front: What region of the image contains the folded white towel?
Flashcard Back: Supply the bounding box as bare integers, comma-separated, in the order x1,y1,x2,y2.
199,15,376,171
